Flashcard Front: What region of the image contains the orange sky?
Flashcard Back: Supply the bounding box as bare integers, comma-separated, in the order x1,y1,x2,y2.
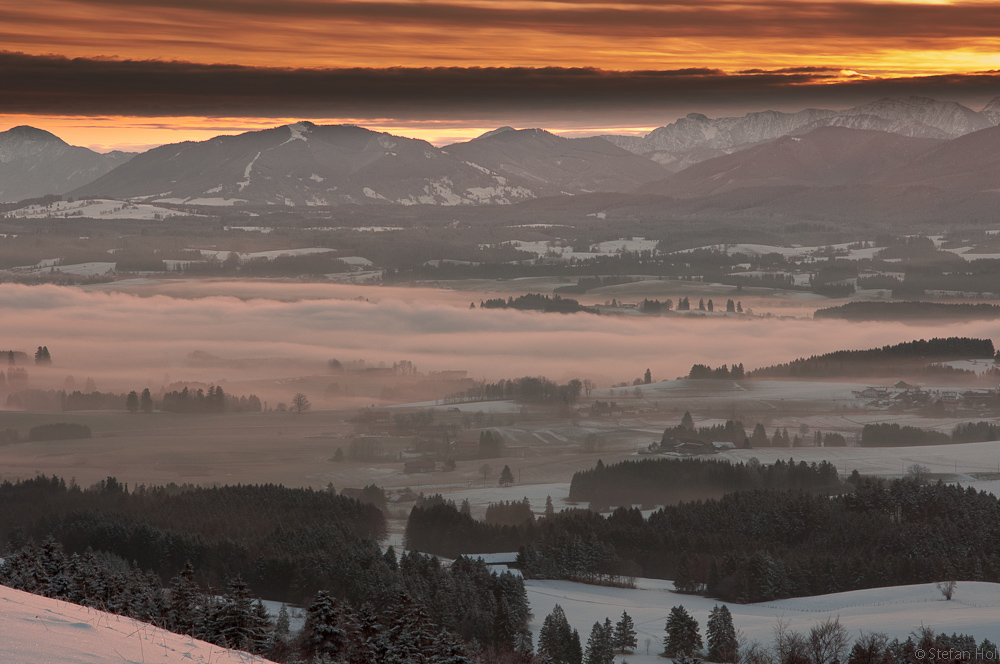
3,0,1000,151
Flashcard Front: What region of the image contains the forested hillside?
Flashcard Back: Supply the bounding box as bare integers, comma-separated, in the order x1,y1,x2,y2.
0,475,533,662
748,337,995,377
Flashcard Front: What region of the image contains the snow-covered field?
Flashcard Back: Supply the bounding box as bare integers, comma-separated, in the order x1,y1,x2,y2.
671,242,881,262
11,261,116,276
527,579,1000,663
338,256,374,266
387,399,521,413
0,585,276,664
5,199,192,220
197,247,337,261
507,237,660,261
721,439,1000,483
154,196,247,206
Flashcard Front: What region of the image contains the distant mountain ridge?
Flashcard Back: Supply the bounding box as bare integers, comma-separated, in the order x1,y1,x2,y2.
72,122,668,206
603,95,1000,172
0,126,134,202
5,94,1000,209
639,126,947,197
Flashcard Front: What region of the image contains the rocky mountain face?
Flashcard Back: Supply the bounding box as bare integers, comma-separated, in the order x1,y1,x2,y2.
73,123,669,206
605,96,1000,172
0,126,133,202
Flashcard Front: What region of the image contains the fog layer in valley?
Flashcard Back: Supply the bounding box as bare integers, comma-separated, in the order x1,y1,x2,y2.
4,281,1000,405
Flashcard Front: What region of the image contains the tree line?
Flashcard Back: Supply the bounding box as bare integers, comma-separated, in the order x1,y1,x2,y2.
479,294,593,314
448,376,585,405
815,301,1000,322
748,337,995,378
861,420,1000,446
406,461,1000,603
567,457,843,508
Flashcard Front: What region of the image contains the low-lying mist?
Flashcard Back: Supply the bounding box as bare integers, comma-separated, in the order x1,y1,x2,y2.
3,281,999,407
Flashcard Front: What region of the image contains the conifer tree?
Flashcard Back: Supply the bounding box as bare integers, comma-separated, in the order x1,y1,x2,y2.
664,605,702,658
167,562,201,636
545,495,555,518
275,604,290,641
706,605,738,663
35,346,51,365
614,611,638,654
209,575,269,654
584,620,615,664
674,552,697,593
498,465,515,487
140,388,154,413
303,590,348,660
126,391,139,413
539,604,582,664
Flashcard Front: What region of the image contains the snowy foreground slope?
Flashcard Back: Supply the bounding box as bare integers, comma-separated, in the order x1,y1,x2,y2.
0,585,276,664
526,578,1000,663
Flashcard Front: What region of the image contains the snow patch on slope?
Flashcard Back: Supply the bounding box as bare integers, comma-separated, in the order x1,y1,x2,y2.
0,585,278,664
238,152,261,191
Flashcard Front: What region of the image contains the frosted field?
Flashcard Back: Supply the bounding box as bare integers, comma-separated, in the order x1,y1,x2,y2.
672,242,881,261
6,198,191,220
197,247,337,261
0,585,276,664
526,579,1000,663
13,261,116,276
508,237,660,261
722,440,1000,484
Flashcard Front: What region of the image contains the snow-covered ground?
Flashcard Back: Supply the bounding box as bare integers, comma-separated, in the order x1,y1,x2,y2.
942,246,1000,262
527,579,1000,663
506,237,660,261
11,261,116,276
197,247,336,261
0,585,276,664
386,399,521,413
939,358,998,375
338,256,374,266
722,439,1000,485
154,196,247,206
5,199,192,220
672,242,880,262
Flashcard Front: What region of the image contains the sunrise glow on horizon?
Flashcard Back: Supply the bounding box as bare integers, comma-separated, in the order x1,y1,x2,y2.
3,0,1000,150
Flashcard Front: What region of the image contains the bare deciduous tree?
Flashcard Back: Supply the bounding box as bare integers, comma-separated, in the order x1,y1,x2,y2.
807,617,849,664
937,580,957,600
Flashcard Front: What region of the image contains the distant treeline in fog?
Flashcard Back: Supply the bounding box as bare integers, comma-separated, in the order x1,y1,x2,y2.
861,420,1000,446
447,375,587,404
2,385,262,413
816,301,1000,321
747,336,995,378
478,293,593,314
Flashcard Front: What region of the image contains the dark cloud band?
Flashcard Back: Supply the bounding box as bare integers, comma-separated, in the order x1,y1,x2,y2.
2,51,999,119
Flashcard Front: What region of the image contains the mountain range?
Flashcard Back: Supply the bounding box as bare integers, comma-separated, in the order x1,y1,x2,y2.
2,95,1000,210
72,123,669,206
0,126,133,202
603,96,1000,172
